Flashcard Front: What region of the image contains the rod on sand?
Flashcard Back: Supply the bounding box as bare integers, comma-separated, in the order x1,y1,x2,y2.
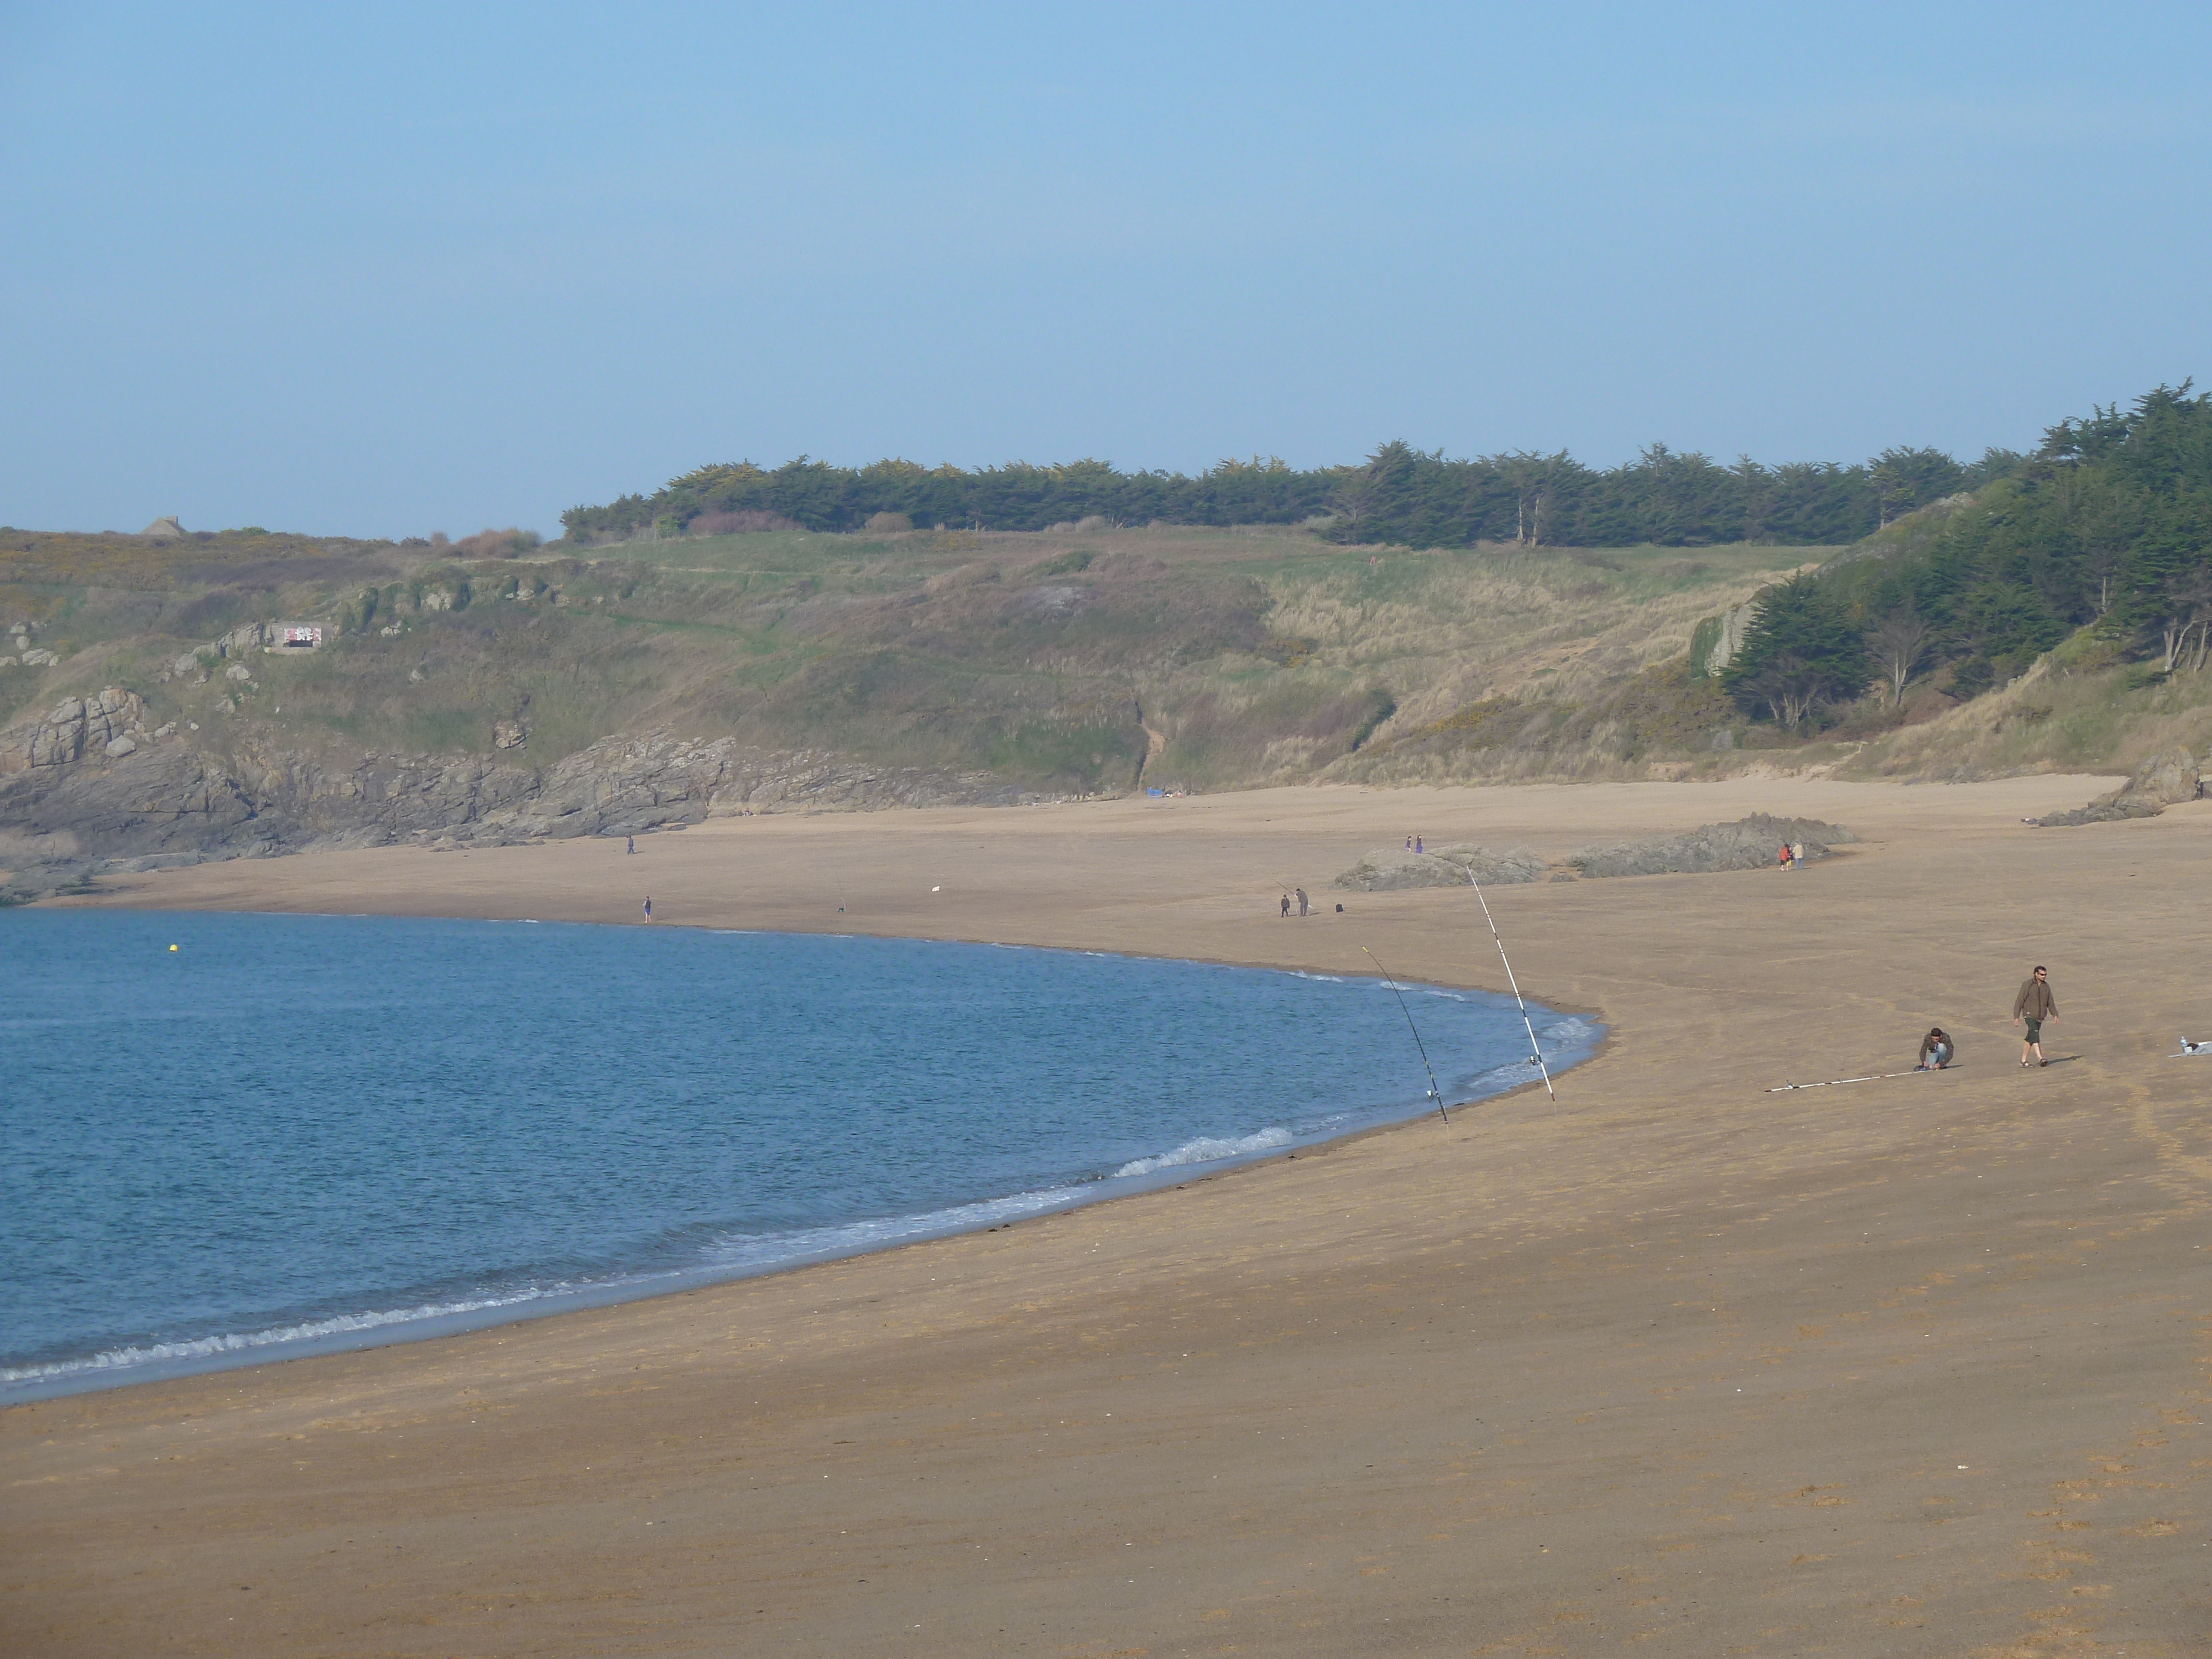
1361,947,1451,1125
1767,1071,1920,1093
1469,877,1555,1101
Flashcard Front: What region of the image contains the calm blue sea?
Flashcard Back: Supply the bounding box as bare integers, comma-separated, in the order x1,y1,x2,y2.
0,910,1597,1398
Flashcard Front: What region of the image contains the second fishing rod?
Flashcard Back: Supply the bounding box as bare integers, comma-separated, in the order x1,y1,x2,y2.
1361,873,1556,1121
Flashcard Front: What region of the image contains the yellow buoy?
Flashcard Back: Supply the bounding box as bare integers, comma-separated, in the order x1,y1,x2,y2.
169,944,179,952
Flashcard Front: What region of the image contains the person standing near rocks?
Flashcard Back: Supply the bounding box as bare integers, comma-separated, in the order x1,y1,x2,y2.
2013,965,2057,1066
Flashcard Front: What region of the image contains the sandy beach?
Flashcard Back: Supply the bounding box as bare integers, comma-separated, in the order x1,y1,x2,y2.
7,774,2211,1657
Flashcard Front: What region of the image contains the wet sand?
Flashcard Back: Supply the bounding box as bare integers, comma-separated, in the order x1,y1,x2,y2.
8,775,2212,1656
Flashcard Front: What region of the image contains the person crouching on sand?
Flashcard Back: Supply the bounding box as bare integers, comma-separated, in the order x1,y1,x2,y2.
1916,1027,1953,1070
2013,965,2057,1066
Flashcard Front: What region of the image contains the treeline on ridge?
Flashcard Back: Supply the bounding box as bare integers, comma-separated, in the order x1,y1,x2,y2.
1719,383,2212,726
564,440,2023,550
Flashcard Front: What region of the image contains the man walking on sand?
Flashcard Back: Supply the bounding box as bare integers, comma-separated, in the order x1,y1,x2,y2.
2013,964,2057,1066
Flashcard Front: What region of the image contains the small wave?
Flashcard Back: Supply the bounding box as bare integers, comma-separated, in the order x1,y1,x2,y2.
1114,1126,1293,1178
1541,1016,1598,1042
0,1284,609,1386
1291,972,1347,983
702,1187,1086,1271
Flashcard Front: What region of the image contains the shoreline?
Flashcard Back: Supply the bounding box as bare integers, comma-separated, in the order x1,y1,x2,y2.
1,920,1600,1403
14,774,2212,1657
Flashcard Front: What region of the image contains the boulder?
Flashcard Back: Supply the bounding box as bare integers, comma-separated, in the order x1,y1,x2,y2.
2124,746,2203,807
2035,747,2201,827
1,688,147,771
1333,843,1545,891
1569,813,1858,878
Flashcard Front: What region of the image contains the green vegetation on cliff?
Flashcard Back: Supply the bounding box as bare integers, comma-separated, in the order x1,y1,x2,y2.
1699,384,2211,744
3,522,1814,799
6,383,2205,815
562,441,2019,551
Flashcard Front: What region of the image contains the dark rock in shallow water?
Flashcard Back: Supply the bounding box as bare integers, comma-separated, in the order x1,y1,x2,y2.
1568,813,1858,878
1332,843,1546,891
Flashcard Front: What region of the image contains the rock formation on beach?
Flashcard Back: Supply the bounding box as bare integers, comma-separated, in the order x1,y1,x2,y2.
1567,813,1858,878
0,693,1051,903
1332,843,1546,891
2033,746,2201,827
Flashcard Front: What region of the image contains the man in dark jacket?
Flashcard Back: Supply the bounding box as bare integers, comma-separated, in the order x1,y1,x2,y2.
2013,966,2057,1066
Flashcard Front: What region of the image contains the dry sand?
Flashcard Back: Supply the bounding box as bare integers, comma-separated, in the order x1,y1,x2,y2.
7,775,2212,1656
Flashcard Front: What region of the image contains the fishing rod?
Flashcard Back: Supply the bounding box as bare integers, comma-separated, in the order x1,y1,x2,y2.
1361,946,1451,1126
1767,1070,1922,1093
1469,877,1555,1101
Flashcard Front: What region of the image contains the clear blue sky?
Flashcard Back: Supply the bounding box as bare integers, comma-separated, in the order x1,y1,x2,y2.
4,2,2206,539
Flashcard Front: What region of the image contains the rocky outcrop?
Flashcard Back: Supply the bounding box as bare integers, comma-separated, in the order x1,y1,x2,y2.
1333,843,1545,891
0,705,1063,902
1,689,150,772
2034,747,2201,827
1568,813,1857,878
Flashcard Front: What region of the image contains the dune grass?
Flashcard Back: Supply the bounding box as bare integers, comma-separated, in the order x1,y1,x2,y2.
11,521,2034,797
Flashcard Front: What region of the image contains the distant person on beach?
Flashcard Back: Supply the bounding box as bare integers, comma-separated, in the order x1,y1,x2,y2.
1281,893,1291,917
643,896,653,923
1405,835,1413,851
2013,966,2057,1066
1792,840,1806,867
1296,887,1310,916
1414,836,1423,854
627,836,635,855
1778,843,1793,871
1915,1027,1953,1070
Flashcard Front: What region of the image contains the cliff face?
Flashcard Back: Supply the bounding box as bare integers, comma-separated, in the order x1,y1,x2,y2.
0,690,1048,902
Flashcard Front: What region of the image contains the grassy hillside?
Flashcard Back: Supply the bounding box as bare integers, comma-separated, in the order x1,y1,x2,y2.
2,523,1823,796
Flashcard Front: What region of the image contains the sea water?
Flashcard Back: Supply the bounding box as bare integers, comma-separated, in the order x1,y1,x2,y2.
0,910,1598,1397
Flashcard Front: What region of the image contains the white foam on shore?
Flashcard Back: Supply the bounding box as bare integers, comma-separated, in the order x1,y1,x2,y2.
1114,1126,1293,1178
0,1283,615,1386
701,1186,1088,1272
2,1191,1117,1390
